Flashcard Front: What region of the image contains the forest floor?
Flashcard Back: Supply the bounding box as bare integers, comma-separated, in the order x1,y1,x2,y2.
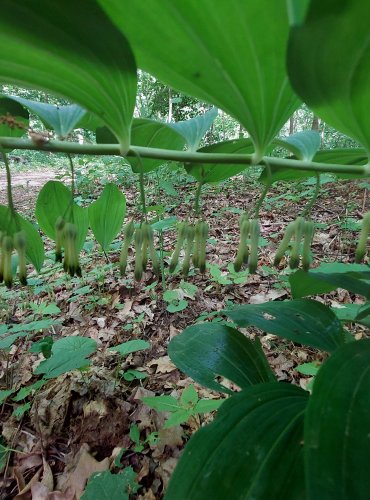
0,166,368,499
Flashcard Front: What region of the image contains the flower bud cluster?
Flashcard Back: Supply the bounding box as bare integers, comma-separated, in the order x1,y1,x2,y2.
54,218,81,277
0,229,27,288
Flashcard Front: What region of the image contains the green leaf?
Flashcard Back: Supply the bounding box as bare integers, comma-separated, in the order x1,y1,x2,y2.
150,217,177,232
194,399,224,414
295,361,321,376
82,468,139,500
227,299,344,352
0,389,16,404
88,184,126,252
164,409,193,429
142,395,181,413
0,0,137,152
167,299,188,313
36,181,88,251
109,339,150,356
287,0,370,156
185,138,255,184
7,96,85,138
99,0,300,157
274,131,321,161
289,264,370,300
0,332,28,351
180,385,198,407
97,119,186,173
34,336,97,379
165,383,308,500
122,369,147,382
170,108,218,152
305,339,370,499
0,205,44,271
332,303,370,328
0,95,29,150
168,323,275,394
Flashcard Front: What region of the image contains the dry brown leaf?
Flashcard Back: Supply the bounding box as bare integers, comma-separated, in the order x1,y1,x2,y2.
41,458,54,491
56,443,109,499
249,289,287,304
14,468,42,499
147,356,176,374
156,457,178,491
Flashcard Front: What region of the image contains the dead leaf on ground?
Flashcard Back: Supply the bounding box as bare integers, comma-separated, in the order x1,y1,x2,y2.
56,443,109,498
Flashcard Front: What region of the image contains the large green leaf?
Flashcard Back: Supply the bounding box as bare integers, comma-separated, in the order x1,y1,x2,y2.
35,181,88,251
82,469,139,500
165,383,308,500
305,339,370,499
8,96,85,138
97,119,186,173
169,107,218,152
185,138,255,184
289,263,370,300
88,183,126,252
34,336,97,379
227,299,344,352
0,0,137,152
0,205,44,271
99,0,300,157
0,95,29,152
168,323,275,394
288,0,370,156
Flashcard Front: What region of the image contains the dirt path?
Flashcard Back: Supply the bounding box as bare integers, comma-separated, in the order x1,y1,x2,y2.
0,169,56,213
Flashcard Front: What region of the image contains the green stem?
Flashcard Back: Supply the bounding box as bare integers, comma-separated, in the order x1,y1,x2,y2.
253,182,270,219
0,150,16,216
194,182,203,217
131,150,147,222
302,173,320,218
67,153,75,196
253,162,272,218
0,138,369,176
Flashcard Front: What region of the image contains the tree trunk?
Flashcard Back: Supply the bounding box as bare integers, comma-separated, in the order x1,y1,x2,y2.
311,115,320,131
167,88,172,122
289,114,295,135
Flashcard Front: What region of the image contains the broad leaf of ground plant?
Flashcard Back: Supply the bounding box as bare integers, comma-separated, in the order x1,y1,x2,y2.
168,323,275,394
227,299,344,352
88,183,126,252
305,339,370,500
36,181,88,251
165,383,308,500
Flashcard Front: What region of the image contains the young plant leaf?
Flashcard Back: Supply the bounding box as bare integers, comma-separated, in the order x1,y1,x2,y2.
168,323,275,394
0,0,137,152
288,0,370,156
142,395,181,413
8,96,86,138
36,181,88,251
305,339,370,499
99,0,300,157
169,107,218,152
0,205,44,271
88,183,126,252
109,339,150,356
226,299,344,352
165,383,308,500
34,336,97,379
81,468,139,500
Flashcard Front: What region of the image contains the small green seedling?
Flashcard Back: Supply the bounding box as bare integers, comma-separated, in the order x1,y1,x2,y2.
142,384,224,429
